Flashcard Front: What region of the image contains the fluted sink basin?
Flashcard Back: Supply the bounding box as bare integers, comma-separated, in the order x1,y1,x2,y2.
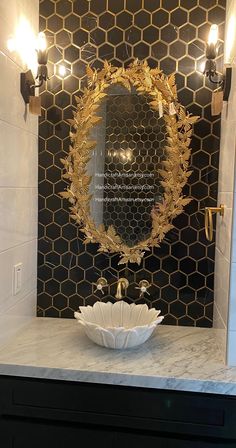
74,301,164,349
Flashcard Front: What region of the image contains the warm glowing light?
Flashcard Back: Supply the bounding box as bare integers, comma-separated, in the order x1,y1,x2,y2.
208,24,218,45
7,38,16,52
125,149,132,161
58,64,67,77
108,148,133,162
37,32,47,52
8,15,38,73
225,15,235,64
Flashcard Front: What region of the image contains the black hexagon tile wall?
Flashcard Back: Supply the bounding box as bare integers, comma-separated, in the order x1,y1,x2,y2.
38,0,225,326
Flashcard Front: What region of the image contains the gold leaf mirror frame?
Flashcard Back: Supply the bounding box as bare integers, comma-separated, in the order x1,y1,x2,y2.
60,60,198,265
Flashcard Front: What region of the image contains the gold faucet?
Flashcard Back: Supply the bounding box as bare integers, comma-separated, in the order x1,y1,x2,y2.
115,278,129,300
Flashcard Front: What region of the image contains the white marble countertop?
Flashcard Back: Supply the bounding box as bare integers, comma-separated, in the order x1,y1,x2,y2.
0,317,236,395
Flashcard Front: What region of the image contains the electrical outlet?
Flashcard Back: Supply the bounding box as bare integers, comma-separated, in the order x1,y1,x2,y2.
13,263,22,295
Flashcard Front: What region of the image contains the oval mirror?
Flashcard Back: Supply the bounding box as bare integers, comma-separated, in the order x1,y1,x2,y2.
61,60,198,265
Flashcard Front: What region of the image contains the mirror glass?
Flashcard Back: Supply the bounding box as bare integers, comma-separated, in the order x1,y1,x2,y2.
88,84,167,247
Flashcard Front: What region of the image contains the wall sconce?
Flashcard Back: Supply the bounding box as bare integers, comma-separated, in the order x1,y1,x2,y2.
204,24,232,101
20,32,49,104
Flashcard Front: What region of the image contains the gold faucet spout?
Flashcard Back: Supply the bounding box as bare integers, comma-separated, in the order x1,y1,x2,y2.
115,278,129,300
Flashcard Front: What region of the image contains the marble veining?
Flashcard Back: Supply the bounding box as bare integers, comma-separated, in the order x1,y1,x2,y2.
0,318,236,395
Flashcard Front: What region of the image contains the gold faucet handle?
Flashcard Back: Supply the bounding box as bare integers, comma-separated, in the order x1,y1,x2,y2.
135,280,151,298
94,277,108,295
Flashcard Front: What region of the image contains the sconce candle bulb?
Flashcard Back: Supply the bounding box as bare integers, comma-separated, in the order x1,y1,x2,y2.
35,32,48,84
203,23,232,102
37,32,47,52
37,32,48,65
208,24,218,45
206,24,218,60
20,31,49,104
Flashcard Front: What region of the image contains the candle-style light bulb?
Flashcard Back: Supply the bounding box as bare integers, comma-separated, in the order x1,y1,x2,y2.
35,31,48,83
203,22,231,99
208,24,218,46
37,32,47,52
36,32,48,66
205,23,218,62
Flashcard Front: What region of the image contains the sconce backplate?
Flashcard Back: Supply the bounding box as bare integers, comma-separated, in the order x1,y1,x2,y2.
223,67,232,101
20,70,35,104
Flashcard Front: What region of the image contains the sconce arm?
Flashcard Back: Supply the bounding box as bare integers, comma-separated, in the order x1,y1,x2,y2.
31,79,44,89
208,73,224,85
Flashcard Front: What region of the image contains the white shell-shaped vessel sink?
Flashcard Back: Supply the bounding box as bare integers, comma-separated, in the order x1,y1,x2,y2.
74,301,164,349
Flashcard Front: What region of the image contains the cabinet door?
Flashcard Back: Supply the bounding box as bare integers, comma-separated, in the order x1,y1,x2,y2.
115,431,236,448
1,417,115,448
2,418,235,448
2,377,236,442
0,377,230,439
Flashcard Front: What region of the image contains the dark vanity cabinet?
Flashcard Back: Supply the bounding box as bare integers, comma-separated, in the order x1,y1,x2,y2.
1,376,236,447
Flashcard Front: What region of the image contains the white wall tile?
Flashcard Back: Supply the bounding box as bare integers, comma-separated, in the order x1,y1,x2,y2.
0,239,37,313
218,117,236,193
0,52,38,135
216,192,233,261
0,289,36,347
0,0,38,346
224,0,236,64
0,0,38,32
232,193,236,263
213,303,226,330
213,303,227,363
0,121,38,188
227,330,236,366
216,0,236,365
214,248,230,327
223,68,236,122
228,263,236,330
0,0,39,71
0,188,37,252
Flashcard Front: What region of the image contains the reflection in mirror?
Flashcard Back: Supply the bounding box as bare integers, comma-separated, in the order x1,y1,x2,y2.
89,85,167,247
